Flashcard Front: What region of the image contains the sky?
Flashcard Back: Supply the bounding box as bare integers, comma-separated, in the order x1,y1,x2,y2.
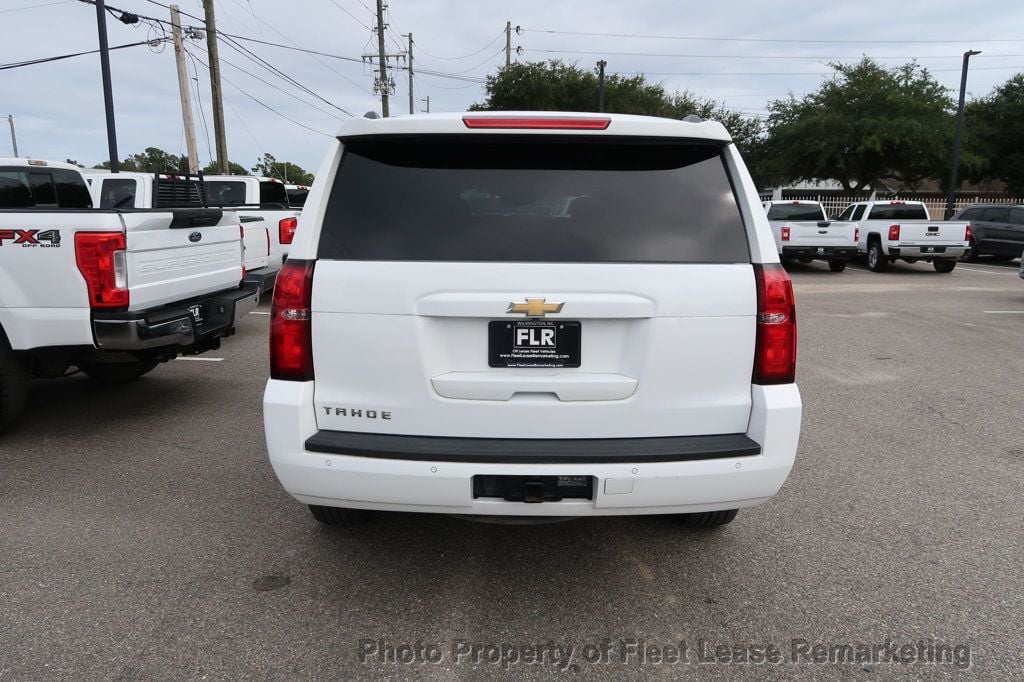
2,0,1024,172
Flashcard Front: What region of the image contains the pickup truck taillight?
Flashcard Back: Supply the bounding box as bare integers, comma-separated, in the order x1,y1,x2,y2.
240,225,246,280
854,227,860,242
753,263,796,385
888,224,900,241
270,259,315,381
780,227,791,242
75,232,128,309
965,224,972,242
279,217,298,245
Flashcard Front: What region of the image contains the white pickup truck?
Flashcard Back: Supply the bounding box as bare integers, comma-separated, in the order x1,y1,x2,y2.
0,159,258,432
203,175,299,270
763,200,858,272
835,200,970,273
89,171,289,295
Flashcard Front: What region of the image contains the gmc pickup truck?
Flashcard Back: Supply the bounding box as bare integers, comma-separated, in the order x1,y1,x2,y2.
89,171,281,296
763,200,858,272
835,200,969,273
0,159,258,433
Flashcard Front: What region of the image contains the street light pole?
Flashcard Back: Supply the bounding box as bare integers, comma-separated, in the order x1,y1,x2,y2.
95,0,120,172
945,49,981,219
597,60,607,113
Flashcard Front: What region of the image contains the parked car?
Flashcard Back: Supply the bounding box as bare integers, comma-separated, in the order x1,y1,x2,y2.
835,200,969,272
263,112,802,529
0,159,258,433
950,204,1024,261
763,200,858,272
89,171,289,296
202,175,300,271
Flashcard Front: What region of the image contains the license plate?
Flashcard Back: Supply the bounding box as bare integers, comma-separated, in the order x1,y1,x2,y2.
921,246,936,253
488,320,581,368
188,303,207,325
816,247,825,254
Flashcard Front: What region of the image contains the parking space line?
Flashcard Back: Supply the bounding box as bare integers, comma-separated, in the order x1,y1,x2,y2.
250,311,271,315
175,357,225,362
956,265,1019,276
983,310,1024,314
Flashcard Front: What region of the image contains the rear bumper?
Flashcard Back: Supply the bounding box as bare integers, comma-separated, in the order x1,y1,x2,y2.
889,245,967,259
92,284,259,352
263,382,802,517
782,246,857,259
244,267,279,296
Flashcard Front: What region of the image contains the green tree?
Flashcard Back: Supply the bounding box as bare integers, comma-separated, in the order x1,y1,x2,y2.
965,73,1024,193
94,147,189,173
471,60,763,168
202,160,248,175
762,58,955,192
251,153,314,184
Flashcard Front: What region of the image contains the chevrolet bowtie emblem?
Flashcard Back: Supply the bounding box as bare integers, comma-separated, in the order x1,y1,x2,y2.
507,298,564,317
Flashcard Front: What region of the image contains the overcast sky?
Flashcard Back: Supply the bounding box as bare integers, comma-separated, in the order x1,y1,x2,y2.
3,0,1023,172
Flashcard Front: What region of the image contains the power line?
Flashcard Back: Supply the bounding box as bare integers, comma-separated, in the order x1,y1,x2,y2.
614,64,1024,77
189,52,333,137
525,48,1024,61
0,39,164,70
525,27,1024,45
327,0,371,30
0,0,73,13
416,31,505,60
184,49,214,165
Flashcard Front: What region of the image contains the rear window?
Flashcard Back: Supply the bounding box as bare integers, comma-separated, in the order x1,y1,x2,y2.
259,181,289,207
98,178,137,208
318,136,749,263
206,180,247,206
766,203,825,221
868,203,927,220
287,188,308,207
0,167,92,209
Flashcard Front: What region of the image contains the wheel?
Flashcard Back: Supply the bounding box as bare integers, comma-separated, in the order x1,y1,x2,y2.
866,241,889,272
309,505,376,526
0,344,30,434
933,259,957,273
827,259,847,272
77,358,159,383
677,509,738,528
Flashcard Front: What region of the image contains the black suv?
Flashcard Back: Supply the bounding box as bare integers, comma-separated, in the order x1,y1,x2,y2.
952,204,1024,260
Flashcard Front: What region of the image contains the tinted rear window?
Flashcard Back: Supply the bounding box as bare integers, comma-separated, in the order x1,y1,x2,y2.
0,167,91,208
318,136,749,263
868,204,927,220
287,188,308,207
259,181,289,207
206,180,247,206
766,203,825,221
99,178,137,208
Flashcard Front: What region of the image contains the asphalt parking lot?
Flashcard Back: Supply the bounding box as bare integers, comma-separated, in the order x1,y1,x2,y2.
2,258,1022,678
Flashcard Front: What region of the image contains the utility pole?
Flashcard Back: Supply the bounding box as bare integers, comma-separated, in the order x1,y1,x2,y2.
94,0,119,172
505,21,512,68
421,95,430,113
407,32,414,115
202,0,229,173
945,49,981,219
375,0,389,117
597,60,607,113
6,115,17,157
170,6,199,173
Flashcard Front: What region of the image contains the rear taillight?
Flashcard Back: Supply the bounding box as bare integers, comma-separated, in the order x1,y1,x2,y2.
75,232,128,309
888,224,900,241
965,224,972,242
240,225,246,280
265,228,271,256
780,226,791,242
854,227,860,242
753,264,796,385
462,116,611,130
270,259,315,381
279,217,298,245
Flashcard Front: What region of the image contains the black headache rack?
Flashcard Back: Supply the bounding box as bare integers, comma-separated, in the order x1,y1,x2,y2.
152,170,208,208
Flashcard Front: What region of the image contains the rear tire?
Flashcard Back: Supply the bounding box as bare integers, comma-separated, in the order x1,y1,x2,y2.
827,259,847,272
962,239,980,261
0,344,30,434
933,259,957,273
866,241,889,272
677,509,738,528
77,359,159,383
309,505,376,526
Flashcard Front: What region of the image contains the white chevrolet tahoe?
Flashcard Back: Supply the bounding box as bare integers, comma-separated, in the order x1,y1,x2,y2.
0,159,257,433
262,112,802,528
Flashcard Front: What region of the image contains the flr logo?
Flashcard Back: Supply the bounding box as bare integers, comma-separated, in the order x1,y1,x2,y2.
515,327,556,347
0,229,61,247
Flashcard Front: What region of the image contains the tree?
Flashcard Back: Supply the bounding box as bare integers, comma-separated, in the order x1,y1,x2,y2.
202,160,248,175
93,147,188,173
965,73,1024,193
761,58,955,192
251,153,314,184
471,60,763,166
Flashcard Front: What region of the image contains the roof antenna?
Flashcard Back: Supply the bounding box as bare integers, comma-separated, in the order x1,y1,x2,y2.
364,111,381,119
682,114,703,123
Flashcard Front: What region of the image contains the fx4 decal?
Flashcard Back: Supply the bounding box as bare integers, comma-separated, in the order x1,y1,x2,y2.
0,229,61,248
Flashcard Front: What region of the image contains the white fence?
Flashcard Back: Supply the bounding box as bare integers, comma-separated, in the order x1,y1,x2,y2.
761,192,1024,218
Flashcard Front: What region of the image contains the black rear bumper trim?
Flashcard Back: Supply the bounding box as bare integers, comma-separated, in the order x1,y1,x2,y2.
303,431,761,464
